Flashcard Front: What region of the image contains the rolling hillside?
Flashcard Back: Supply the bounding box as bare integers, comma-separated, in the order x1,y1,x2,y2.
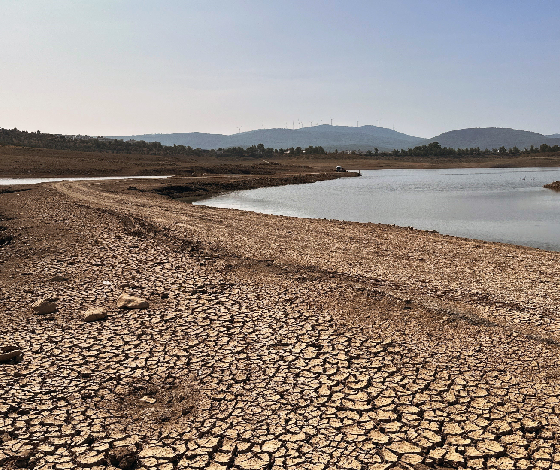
110,125,426,152
429,128,560,150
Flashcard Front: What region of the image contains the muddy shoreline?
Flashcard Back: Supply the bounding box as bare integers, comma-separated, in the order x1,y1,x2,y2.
1,173,560,469
3,144,560,178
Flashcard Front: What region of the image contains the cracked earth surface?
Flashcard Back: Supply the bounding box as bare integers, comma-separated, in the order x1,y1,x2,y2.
1,179,560,470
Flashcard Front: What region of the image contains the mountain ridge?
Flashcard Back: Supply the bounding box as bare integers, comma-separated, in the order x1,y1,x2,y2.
109,125,426,152
109,125,560,152
428,127,560,150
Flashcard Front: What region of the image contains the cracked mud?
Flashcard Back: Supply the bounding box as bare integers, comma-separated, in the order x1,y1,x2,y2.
1,178,560,470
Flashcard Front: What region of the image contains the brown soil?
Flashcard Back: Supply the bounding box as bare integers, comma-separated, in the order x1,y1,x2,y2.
1,170,560,469
3,144,560,177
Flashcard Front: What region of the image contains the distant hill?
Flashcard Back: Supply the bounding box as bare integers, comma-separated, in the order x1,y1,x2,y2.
6,125,559,155
429,128,560,150
109,125,427,152
547,133,560,139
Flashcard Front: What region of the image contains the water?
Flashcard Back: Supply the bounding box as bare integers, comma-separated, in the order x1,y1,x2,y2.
195,167,560,251
0,175,172,185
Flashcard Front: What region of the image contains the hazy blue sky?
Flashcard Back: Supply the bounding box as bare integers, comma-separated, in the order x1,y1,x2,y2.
2,0,559,137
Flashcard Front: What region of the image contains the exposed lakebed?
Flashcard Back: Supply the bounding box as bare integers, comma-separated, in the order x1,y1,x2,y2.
0,175,172,186
195,167,560,251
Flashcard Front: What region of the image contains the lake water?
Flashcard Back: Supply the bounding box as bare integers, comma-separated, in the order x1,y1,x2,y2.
194,168,560,251
0,175,172,186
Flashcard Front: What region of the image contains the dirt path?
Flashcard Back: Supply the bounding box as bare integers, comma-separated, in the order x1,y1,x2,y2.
1,179,560,469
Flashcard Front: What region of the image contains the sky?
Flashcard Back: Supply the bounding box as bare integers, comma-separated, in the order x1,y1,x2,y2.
1,0,559,138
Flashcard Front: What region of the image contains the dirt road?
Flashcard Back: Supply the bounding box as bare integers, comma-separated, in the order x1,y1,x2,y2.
1,177,560,469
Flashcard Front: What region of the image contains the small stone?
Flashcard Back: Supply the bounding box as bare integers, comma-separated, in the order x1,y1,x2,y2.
31,299,57,315
83,307,108,322
117,293,149,309
139,396,157,404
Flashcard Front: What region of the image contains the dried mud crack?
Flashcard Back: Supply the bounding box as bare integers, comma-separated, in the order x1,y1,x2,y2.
1,178,560,470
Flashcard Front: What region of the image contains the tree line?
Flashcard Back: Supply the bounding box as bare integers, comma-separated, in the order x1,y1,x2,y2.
0,127,202,156
389,141,560,157
1,127,558,158
0,128,327,158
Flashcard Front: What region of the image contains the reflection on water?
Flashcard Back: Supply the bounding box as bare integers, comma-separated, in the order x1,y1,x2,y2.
195,168,560,251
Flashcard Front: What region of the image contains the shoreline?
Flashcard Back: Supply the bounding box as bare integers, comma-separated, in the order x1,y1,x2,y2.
2,144,560,178
2,174,560,468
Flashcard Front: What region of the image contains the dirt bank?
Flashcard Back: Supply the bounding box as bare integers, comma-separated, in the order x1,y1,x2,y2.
1,176,560,469
544,181,560,191
151,172,357,202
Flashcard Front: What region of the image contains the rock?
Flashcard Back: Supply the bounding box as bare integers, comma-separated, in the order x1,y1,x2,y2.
31,299,57,315
83,307,107,322
0,346,23,363
117,293,149,309
50,275,68,282
139,396,156,404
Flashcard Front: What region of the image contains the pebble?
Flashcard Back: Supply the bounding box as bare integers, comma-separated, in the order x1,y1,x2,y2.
83,307,108,322
116,293,149,309
30,299,57,315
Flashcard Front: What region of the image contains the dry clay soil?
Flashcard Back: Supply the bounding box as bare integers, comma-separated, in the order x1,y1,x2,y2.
1,176,560,470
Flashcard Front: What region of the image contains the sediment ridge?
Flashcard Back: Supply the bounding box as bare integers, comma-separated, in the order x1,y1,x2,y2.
1,174,560,469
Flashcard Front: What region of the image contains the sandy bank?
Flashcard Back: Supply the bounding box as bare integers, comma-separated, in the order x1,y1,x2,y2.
1,176,560,469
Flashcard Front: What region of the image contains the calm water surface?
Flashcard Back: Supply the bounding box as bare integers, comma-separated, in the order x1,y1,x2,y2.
195,168,560,251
